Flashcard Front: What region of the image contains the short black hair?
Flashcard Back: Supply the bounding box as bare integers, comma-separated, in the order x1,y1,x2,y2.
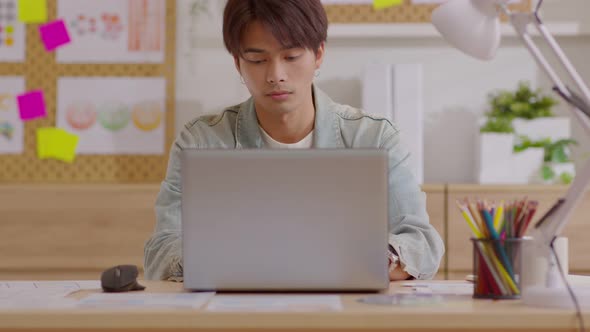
223,0,328,57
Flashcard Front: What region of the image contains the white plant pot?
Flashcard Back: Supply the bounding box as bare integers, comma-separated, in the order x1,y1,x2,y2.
478,132,514,162
512,117,570,141
476,132,545,184
476,133,514,182
509,148,546,184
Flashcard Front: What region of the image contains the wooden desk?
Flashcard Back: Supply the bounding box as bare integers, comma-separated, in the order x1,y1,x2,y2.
0,281,587,332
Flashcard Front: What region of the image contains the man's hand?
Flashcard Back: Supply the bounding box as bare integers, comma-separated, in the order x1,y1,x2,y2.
389,264,411,281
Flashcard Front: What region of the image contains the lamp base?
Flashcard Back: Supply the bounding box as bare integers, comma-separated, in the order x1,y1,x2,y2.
523,284,590,309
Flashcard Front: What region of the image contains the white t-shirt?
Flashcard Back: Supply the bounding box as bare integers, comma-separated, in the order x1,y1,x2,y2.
259,126,313,149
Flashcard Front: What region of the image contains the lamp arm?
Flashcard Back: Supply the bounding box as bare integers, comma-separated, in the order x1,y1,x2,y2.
532,13,590,104
501,4,590,106
500,5,590,248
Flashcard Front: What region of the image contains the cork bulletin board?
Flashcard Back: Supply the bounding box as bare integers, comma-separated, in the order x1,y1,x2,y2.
0,0,176,183
323,0,532,23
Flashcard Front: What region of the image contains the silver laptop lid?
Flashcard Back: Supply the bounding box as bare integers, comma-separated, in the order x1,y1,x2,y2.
181,149,389,291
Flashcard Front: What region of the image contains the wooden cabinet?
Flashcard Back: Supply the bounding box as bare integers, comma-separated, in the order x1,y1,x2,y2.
1,184,587,280
0,184,447,280
0,185,158,280
422,184,446,278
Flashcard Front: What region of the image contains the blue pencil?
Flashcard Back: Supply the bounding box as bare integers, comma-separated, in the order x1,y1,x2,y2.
481,208,515,278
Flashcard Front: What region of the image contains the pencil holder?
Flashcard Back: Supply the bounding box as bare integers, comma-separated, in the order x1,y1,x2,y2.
471,238,525,299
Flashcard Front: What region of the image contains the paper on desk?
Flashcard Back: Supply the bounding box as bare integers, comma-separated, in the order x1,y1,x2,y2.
77,292,215,310
206,295,343,312
0,298,78,310
401,282,474,296
0,280,102,310
569,274,590,287
0,287,77,310
0,280,101,290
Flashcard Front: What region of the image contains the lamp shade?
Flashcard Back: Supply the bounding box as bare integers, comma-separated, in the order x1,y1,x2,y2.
432,0,503,61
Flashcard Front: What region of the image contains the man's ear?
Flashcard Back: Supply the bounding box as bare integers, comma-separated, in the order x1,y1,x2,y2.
315,42,325,69
234,55,241,74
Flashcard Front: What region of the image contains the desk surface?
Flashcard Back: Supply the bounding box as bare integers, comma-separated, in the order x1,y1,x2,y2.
0,280,587,332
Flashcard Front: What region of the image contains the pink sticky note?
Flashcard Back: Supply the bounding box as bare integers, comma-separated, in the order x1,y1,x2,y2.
17,90,47,121
39,19,71,51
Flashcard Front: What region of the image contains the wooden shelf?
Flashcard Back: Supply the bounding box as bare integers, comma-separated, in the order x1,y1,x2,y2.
327,22,582,39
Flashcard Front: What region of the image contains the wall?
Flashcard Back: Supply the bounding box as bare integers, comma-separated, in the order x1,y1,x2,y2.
175,0,590,183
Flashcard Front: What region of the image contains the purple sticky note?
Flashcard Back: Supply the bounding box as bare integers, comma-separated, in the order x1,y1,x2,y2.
39,19,71,51
17,90,47,121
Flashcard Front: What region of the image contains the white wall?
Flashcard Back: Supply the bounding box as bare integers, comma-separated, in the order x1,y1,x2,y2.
175,0,590,183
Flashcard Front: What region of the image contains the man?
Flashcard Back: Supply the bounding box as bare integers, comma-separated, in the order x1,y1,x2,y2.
144,0,444,281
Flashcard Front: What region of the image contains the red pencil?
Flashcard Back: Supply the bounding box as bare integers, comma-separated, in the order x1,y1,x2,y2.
519,203,538,236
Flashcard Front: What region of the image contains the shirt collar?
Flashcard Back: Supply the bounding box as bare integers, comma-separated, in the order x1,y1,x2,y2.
235,85,345,149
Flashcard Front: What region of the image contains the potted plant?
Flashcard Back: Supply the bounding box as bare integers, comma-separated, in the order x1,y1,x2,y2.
486,81,556,120
476,82,563,184
515,136,578,184
487,81,569,141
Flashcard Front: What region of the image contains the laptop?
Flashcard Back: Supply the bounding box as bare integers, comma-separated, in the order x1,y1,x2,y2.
181,149,389,292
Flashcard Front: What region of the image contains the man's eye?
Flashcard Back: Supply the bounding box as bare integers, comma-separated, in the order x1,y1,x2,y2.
248,59,266,64
286,56,300,61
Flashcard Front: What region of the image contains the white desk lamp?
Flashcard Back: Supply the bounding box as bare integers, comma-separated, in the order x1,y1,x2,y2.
432,0,590,309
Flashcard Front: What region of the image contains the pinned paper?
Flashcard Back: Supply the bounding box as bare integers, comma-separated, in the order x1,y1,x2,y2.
17,0,47,23
39,19,71,51
36,127,79,163
373,0,403,10
17,90,47,121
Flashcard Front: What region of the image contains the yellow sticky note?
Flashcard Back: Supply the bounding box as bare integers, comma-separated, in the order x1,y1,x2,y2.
36,127,52,159
373,0,403,10
17,0,48,23
49,129,79,163
36,128,79,163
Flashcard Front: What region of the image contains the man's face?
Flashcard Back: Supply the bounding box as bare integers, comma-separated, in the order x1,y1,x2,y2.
235,21,324,115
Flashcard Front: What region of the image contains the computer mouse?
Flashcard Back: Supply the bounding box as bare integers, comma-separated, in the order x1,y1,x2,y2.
101,265,146,293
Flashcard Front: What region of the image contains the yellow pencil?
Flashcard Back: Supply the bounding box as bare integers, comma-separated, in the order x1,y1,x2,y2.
486,246,520,295
493,200,504,233
456,201,482,239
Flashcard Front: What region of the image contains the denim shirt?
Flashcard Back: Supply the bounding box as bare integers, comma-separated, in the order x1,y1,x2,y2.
144,86,445,281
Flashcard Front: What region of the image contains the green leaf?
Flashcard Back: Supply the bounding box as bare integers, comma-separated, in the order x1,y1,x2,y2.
480,117,514,133
514,136,552,154
542,139,576,163
510,102,529,113
551,146,569,163
541,165,555,181
553,139,578,147
560,172,574,184
486,81,558,120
